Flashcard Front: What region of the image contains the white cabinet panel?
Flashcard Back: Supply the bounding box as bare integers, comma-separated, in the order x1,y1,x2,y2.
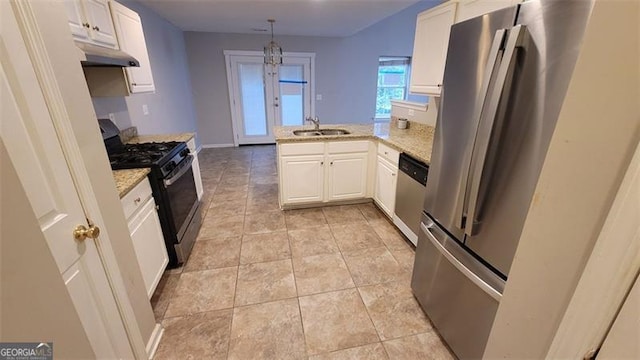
409,1,457,95
327,153,368,201
456,0,521,23
84,0,118,47
64,0,89,40
110,1,155,93
280,154,325,204
374,155,398,217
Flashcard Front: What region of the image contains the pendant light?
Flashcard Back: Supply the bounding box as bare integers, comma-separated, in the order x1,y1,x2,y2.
264,19,283,66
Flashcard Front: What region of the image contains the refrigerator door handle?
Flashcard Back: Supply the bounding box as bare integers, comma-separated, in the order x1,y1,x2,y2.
465,25,526,237
421,221,504,301
455,29,507,231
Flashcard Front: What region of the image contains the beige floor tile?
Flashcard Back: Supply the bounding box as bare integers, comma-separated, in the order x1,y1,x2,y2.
322,205,367,224
288,225,340,258
214,184,249,195
358,203,387,222
284,208,328,230
299,288,379,355
369,219,411,250
211,190,248,203
235,259,297,306
250,166,277,177
219,174,250,185
292,253,355,296
228,298,306,360
245,195,281,213
382,332,454,360
342,247,407,286
150,273,180,321
155,309,232,360
248,183,278,198
197,214,244,240
243,210,286,234
308,343,389,360
208,198,246,218
240,231,291,264
330,223,384,252
390,248,416,271
250,174,279,185
185,237,241,272
164,267,237,317
358,281,432,340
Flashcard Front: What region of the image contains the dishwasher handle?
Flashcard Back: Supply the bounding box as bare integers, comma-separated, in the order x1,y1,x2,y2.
399,153,428,186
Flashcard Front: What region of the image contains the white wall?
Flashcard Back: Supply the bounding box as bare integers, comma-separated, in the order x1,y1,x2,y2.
185,0,438,146
91,0,198,143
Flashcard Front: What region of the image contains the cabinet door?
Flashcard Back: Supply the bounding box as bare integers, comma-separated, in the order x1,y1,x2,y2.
327,152,368,201
128,197,168,298
64,0,90,40
456,0,521,23
409,1,457,95
110,1,155,93
84,0,118,48
374,156,398,217
280,155,325,204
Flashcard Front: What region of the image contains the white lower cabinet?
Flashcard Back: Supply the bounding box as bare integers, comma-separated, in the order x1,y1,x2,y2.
121,178,168,298
327,153,368,201
278,140,370,206
374,155,398,217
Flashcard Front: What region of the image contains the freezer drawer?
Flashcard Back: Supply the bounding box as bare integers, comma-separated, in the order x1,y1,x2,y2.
411,213,505,359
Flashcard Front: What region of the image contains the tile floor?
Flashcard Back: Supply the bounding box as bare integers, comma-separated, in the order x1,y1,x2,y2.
150,145,454,360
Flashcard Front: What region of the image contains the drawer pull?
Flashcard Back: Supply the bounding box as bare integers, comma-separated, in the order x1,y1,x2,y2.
134,197,141,204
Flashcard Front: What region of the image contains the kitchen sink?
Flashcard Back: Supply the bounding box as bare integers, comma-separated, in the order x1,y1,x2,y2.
293,129,351,136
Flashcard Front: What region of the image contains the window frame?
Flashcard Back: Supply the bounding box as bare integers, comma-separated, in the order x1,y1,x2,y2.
375,56,412,120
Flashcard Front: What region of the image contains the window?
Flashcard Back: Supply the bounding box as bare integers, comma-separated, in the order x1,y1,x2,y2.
375,57,411,119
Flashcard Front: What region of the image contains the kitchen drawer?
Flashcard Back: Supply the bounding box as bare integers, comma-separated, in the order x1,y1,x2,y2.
121,178,153,220
279,142,325,156
378,142,400,164
327,140,369,154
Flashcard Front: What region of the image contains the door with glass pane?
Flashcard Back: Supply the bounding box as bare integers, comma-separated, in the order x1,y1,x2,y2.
226,52,313,145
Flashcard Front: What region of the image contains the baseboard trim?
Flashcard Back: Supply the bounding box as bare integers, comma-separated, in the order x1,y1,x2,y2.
202,143,235,148
146,323,164,359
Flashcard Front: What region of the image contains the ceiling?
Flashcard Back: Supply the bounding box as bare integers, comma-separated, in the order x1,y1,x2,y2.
135,0,424,37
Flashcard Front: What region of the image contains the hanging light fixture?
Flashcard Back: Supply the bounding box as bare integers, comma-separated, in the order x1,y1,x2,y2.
264,19,283,66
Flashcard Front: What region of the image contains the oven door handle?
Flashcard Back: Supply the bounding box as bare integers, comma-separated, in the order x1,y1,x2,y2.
163,155,193,187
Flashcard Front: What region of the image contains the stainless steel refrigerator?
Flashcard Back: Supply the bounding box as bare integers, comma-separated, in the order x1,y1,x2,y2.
411,1,594,358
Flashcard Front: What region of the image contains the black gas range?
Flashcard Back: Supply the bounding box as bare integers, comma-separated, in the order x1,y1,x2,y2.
99,119,200,268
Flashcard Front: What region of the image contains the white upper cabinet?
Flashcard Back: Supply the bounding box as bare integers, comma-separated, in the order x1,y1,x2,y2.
64,0,118,48
409,1,457,95
456,0,521,23
410,0,522,96
110,1,156,93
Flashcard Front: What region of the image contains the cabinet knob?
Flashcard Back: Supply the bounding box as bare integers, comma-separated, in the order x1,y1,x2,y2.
83,22,90,28
320,161,324,165
330,161,334,165
92,25,100,31
134,197,141,204
392,173,396,176
132,83,137,86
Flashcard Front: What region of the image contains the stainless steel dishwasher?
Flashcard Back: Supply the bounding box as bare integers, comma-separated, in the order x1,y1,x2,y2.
393,153,428,245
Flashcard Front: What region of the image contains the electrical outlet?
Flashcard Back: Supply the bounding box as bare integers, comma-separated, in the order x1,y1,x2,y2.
108,113,116,122
142,104,149,115
316,94,322,101
408,109,415,116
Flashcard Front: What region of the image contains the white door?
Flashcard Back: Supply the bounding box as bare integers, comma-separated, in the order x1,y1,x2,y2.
226,51,314,145
1,5,133,358
84,0,118,48
374,156,398,216
64,0,89,40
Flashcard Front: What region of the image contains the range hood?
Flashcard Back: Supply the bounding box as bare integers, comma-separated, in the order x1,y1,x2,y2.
76,42,139,67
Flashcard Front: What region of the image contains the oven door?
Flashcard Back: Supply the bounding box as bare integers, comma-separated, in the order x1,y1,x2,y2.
163,155,199,243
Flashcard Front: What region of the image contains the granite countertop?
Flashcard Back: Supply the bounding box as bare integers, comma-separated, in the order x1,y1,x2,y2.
274,120,435,164
112,168,150,198
125,132,195,144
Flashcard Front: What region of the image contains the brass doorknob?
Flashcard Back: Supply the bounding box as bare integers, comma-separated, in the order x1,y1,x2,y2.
73,224,100,241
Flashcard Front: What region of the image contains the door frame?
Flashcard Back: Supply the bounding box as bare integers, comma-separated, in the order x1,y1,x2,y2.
9,1,149,358
224,50,315,146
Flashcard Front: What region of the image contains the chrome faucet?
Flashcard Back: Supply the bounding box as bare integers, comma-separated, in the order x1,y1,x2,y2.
306,116,320,130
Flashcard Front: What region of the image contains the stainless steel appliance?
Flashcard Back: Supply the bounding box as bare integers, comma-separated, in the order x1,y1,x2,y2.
393,153,428,245
411,1,595,358
99,119,201,267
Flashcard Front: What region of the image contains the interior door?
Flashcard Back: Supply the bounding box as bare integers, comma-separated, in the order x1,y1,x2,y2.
1,5,133,358
227,52,313,145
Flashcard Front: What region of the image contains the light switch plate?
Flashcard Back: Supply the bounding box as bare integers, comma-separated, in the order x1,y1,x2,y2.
408,109,415,116
316,94,322,101
142,104,149,115
108,113,116,122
